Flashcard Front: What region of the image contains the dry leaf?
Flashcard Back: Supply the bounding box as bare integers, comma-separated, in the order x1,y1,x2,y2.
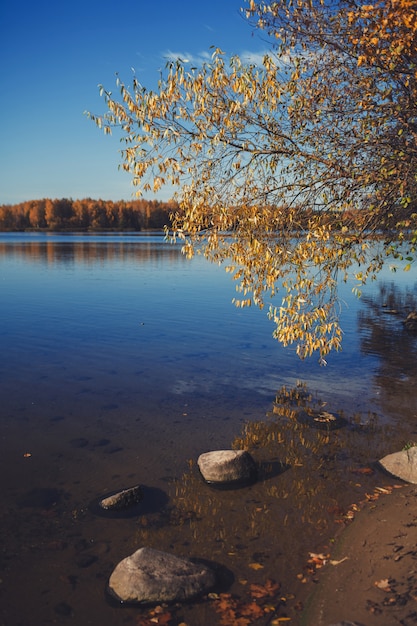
351,466,374,475
250,579,280,598
308,552,328,567
240,602,264,619
375,486,392,494
249,562,264,570
208,592,219,600
375,578,391,592
330,557,349,566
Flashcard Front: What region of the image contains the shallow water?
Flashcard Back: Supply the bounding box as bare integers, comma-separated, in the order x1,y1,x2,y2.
1,232,417,625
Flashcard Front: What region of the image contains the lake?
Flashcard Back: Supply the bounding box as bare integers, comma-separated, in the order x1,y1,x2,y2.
1,232,417,625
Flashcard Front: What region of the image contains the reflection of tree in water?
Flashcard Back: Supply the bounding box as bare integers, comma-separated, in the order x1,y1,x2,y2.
358,281,417,419
0,237,183,266
131,382,407,624
164,383,382,559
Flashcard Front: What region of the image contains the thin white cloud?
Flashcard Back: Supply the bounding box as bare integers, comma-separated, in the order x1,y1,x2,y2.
162,48,273,68
163,49,212,65
239,49,270,65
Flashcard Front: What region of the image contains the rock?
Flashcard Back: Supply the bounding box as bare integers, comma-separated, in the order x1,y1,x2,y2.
108,547,216,604
379,446,417,483
99,485,143,511
197,450,257,485
403,311,417,331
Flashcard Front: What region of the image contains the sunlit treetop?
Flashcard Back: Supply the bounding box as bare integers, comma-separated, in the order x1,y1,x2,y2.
88,0,417,362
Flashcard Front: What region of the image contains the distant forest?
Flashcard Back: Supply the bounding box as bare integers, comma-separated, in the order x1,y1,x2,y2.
3,196,415,234
0,198,179,231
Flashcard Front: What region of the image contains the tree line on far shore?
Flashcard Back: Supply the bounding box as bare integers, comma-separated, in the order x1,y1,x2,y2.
0,197,179,231
1,196,414,234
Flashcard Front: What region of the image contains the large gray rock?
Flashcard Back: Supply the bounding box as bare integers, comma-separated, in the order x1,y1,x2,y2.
108,547,216,604
379,446,417,483
99,485,142,511
197,450,257,484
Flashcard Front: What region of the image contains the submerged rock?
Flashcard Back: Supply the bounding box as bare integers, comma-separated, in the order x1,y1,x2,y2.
379,446,417,483
99,485,143,511
108,547,216,604
197,450,257,485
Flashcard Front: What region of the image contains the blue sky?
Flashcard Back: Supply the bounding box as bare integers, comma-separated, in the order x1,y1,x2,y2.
0,0,267,204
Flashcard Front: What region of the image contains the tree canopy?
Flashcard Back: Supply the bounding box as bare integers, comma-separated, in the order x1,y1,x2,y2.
88,0,417,362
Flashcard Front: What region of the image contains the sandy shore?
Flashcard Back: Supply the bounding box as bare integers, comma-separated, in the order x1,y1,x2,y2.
301,483,417,626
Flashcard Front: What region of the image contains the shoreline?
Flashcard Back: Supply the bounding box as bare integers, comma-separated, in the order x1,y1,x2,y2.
301,483,417,626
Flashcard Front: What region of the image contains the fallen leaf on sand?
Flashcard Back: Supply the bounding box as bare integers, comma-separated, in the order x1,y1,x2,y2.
249,562,264,570
240,602,264,619
308,553,329,567
330,557,349,566
250,579,280,598
375,578,392,592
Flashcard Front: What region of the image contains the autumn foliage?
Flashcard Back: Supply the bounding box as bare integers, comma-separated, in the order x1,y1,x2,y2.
0,197,177,231
89,0,417,360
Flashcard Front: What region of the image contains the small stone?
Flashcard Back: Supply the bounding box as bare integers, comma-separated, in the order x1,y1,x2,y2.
108,547,216,604
379,446,417,484
100,485,143,511
197,450,257,485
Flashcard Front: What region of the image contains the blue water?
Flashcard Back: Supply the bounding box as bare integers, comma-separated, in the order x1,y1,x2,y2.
1,232,417,626
1,232,414,412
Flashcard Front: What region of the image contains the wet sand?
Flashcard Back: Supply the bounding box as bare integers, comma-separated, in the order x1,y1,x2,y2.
303,483,417,626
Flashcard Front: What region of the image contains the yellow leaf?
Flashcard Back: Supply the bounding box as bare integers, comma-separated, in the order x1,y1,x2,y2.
249,562,264,570
330,557,349,565
375,578,391,592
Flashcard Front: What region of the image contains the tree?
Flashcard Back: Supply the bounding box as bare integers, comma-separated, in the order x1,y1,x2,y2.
88,0,417,361
27,200,47,229
44,198,74,229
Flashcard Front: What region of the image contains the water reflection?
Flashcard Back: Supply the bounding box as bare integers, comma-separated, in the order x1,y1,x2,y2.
139,382,397,624
0,233,184,266
2,234,417,625
358,281,417,421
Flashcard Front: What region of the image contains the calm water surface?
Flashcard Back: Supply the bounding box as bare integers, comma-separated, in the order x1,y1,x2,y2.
1,232,417,625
